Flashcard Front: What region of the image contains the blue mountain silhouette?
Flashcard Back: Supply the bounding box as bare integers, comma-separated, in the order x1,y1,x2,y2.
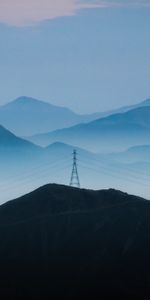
29,106,150,152
1,96,150,137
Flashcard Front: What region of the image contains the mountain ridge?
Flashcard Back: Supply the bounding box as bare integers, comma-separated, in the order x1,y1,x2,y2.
28,105,150,151
0,96,85,136
0,124,39,149
1,96,150,137
0,184,150,299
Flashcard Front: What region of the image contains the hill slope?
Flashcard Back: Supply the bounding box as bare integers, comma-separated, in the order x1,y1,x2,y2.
0,124,40,156
0,184,150,299
1,96,150,137
0,96,86,136
108,144,150,163
87,97,150,120
29,106,150,151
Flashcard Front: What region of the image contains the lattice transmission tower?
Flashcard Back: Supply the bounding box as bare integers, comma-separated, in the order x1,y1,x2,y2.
70,150,80,188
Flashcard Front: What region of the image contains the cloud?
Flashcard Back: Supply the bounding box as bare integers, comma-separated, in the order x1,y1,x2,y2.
0,0,149,27
0,0,76,26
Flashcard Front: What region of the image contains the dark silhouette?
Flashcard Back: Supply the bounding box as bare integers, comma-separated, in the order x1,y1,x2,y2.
70,150,80,188
0,184,150,299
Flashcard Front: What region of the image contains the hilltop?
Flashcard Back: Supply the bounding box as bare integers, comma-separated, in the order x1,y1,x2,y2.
0,184,150,299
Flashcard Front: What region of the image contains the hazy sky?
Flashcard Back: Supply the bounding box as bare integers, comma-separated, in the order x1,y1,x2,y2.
0,0,150,113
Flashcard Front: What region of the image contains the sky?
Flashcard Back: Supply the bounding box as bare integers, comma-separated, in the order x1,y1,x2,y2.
0,0,150,113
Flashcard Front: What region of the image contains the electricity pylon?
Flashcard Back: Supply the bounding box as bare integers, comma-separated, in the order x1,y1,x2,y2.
70,149,80,188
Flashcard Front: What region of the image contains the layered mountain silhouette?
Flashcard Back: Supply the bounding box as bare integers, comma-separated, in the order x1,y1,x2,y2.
109,145,150,163
0,125,150,202
0,96,86,136
0,124,40,158
29,106,150,152
0,96,150,137
0,184,150,299
0,129,104,202
87,97,150,120
0,96,110,136
110,97,150,113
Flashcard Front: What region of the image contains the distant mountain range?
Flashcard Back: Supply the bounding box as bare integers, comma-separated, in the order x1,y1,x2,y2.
29,106,150,152
0,96,150,136
0,96,85,136
0,184,150,299
0,125,150,202
0,96,111,136
108,145,150,163
2,122,150,165
0,124,40,159
1,98,150,202
87,97,150,120
0,125,93,162
0,127,103,202
107,97,150,114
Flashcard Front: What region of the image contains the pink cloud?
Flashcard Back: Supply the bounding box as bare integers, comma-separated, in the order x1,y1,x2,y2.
0,0,149,27
0,0,76,26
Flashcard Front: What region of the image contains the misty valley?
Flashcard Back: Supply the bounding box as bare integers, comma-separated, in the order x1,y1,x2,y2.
1,97,150,202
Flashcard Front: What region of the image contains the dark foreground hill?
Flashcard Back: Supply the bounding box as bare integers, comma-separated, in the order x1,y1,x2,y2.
0,184,150,299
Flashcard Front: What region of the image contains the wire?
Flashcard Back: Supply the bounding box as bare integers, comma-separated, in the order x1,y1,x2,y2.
79,162,150,188
79,154,150,183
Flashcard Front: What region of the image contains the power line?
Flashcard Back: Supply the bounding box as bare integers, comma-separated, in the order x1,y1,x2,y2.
1,147,150,201
78,153,150,183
